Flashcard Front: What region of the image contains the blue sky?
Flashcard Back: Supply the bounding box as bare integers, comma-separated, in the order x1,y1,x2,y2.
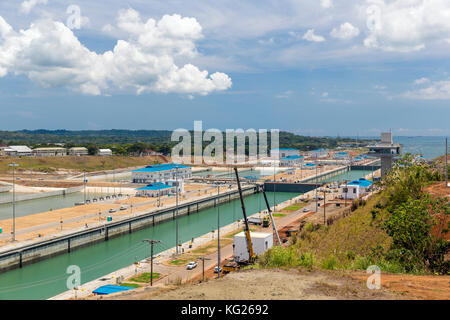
0,0,449,136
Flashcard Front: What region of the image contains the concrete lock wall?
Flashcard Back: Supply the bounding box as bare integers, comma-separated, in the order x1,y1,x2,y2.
0,185,257,272
0,186,84,205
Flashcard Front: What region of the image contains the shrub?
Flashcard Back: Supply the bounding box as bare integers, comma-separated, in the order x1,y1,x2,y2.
298,252,314,270
321,256,338,270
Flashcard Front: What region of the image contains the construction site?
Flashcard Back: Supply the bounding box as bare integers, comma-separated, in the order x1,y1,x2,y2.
0,149,386,299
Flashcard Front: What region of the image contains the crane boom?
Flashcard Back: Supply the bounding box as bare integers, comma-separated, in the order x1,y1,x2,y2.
234,167,255,263
262,189,281,245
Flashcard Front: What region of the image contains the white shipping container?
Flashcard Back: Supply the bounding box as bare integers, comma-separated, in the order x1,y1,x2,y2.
233,232,273,262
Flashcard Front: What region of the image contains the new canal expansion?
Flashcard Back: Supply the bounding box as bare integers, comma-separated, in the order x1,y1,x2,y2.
0,191,298,300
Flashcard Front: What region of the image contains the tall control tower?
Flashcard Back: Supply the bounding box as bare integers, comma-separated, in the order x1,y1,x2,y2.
367,132,402,177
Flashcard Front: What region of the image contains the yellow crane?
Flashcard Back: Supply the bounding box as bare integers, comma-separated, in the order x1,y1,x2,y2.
223,168,256,273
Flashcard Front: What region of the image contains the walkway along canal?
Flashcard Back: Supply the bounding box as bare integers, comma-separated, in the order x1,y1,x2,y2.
0,191,299,300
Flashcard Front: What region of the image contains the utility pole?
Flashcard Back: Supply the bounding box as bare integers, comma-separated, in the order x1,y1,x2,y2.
30,156,33,183
9,163,18,242
273,162,276,212
198,257,211,282
323,189,326,225
344,179,348,207
315,162,318,212
216,185,221,279
142,239,161,286
83,169,87,204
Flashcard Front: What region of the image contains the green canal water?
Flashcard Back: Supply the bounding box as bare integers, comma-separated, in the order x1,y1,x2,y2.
319,169,375,184
0,191,299,300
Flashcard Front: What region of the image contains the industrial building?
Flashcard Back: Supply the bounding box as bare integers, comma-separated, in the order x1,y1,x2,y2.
68,147,89,156
367,132,401,177
270,148,299,159
334,152,350,160
233,232,273,263
280,155,304,167
98,149,113,156
311,148,328,159
132,163,192,185
33,147,67,157
4,146,33,156
340,178,373,199
135,182,176,197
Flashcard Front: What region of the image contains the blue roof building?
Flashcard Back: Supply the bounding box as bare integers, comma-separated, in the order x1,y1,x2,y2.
132,163,192,184
132,163,191,173
270,148,300,159
348,178,373,188
280,155,304,160
93,285,135,295
136,182,173,191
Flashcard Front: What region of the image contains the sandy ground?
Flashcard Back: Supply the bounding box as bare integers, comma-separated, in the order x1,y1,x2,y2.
0,184,233,246
350,272,450,300
100,268,400,300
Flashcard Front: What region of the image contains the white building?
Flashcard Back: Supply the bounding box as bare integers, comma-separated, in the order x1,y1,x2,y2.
132,163,192,186
280,155,304,167
136,182,176,197
270,148,299,159
340,179,373,199
311,149,328,159
98,149,112,156
33,147,67,157
69,147,89,156
5,146,33,156
233,232,273,263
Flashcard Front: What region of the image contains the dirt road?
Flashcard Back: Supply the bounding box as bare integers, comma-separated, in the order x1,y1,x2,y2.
98,268,400,300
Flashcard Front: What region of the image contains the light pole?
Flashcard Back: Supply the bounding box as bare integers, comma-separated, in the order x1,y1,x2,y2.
216,184,221,279
445,137,448,188
9,163,19,242
142,239,161,286
175,166,179,255
273,160,276,212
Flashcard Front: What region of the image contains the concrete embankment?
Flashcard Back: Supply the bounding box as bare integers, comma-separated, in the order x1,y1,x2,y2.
0,184,258,273
0,186,11,194
50,188,308,300
0,186,83,205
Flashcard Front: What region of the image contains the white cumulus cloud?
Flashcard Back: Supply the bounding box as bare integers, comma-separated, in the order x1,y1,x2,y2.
20,0,48,14
414,77,430,85
0,9,232,96
302,29,325,42
320,0,333,9
330,22,360,40
404,80,450,100
364,0,450,52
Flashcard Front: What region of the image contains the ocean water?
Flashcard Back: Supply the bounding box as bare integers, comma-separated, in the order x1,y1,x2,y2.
357,136,447,160
395,136,448,160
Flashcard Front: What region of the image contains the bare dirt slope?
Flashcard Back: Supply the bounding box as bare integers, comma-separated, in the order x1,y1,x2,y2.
97,269,400,300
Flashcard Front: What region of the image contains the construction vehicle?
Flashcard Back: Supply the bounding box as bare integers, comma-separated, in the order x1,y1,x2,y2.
223,168,281,273
223,168,256,273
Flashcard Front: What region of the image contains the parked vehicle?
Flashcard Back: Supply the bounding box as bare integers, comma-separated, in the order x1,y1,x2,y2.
213,266,222,273
119,206,127,211
186,261,198,270
109,208,117,213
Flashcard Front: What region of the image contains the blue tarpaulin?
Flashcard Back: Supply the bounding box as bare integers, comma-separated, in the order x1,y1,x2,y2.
93,285,135,295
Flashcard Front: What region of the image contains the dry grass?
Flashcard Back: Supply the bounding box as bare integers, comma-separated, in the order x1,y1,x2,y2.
0,155,165,174
293,194,392,268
